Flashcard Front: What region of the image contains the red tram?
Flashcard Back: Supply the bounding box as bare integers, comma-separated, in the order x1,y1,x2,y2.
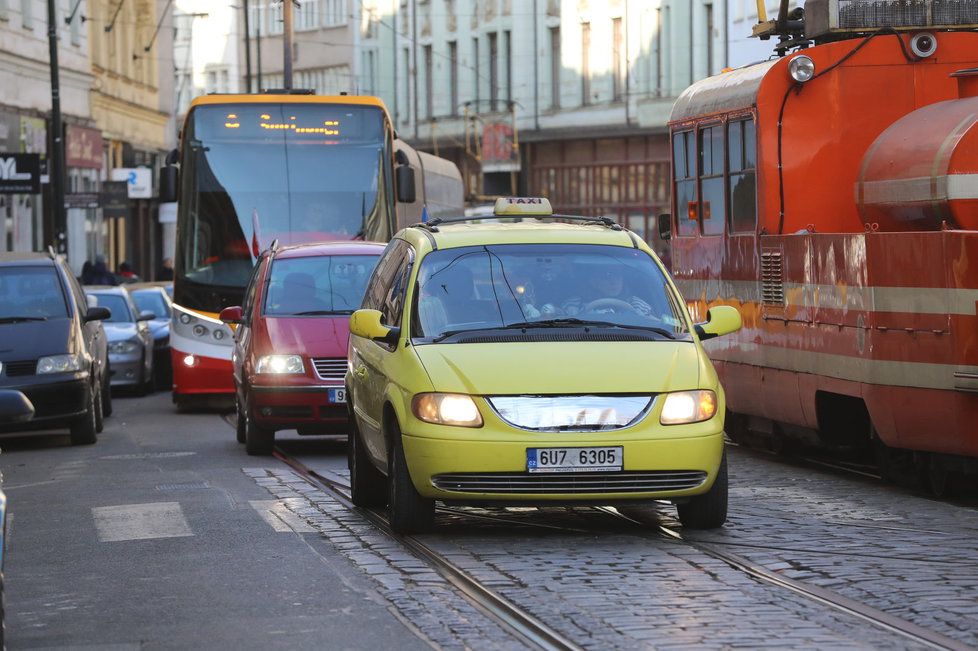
663,2,978,494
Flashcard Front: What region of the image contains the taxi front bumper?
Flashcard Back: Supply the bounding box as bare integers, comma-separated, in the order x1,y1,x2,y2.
401,425,725,503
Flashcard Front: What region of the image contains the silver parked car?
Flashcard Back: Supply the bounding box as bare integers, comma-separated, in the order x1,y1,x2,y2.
126,284,172,386
85,286,155,394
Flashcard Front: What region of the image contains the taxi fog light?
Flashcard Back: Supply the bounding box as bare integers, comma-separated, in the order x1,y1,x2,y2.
412,393,483,427
37,354,84,374
660,390,717,425
256,354,304,374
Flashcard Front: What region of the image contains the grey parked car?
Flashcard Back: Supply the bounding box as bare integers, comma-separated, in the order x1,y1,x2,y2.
126,284,172,386
85,286,155,394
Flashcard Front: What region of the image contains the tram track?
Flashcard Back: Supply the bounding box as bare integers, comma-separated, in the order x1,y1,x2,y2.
268,443,971,651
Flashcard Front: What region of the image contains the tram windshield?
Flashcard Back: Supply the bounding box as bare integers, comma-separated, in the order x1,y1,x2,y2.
175,103,393,312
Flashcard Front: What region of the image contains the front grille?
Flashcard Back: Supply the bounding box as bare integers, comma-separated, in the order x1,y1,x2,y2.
312,358,346,381
431,471,707,494
4,360,37,377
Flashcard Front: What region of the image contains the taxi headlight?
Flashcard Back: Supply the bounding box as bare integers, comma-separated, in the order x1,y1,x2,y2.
108,340,140,354
659,390,717,425
255,355,304,374
37,353,84,374
412,393,483,427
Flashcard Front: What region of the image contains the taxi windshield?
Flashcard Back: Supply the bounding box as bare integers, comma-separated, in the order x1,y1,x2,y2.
412,244,687,341
264,254,380,316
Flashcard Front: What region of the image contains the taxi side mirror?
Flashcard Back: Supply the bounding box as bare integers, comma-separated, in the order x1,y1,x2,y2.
694,305,742,341
219,306,244,324
350,309,400,345
658,213,672,241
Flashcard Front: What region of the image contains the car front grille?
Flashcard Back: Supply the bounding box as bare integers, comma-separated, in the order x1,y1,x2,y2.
4,360,37,377
312,358,346,382
431,471,708,494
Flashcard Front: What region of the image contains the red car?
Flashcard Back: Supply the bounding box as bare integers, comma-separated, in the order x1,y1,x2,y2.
220,241,384,455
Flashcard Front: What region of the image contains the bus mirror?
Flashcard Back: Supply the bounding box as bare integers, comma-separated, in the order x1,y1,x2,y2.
159,164,178,203
658,213,672,241
396,165,416,203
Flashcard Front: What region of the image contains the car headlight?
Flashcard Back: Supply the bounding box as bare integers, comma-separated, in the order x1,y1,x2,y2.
412,393,483,427
108,340,140,354
37,354,84,374
255,355,304,374
659,390,717,425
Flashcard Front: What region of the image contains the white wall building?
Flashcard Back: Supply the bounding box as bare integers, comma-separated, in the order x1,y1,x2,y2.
174,0,245,118
727,0,803,69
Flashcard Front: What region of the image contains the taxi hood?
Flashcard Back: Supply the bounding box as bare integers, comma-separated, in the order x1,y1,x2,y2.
413,341,702,395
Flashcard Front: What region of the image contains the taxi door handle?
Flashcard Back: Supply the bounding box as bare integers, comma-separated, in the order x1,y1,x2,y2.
353,365,367,379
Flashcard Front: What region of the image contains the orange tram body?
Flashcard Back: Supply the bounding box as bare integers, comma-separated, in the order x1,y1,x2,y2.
667,27,978,492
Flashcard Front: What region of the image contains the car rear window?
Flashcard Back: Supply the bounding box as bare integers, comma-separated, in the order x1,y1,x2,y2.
264,254,380,316
93,294,134,322
0,266,68,319
132,291,170,319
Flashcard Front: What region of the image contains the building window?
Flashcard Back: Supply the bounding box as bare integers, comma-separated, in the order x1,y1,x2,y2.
612,17,623,102
402,46,410,124
424,45,433,120
488,32,498,112
728,118,757,233
448,41,458,116
363,49,376,94
581,22,590,106
268,1,283,34
698,125,725,236
549,27,560,108
673,131,697,237
295,0,318,31
323,0,346,26
705,3,714,76
503,30,512,106
0,0,8,22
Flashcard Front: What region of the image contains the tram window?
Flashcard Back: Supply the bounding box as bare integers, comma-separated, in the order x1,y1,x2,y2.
672,131,698,237
728,117,757,233
699,126,725,236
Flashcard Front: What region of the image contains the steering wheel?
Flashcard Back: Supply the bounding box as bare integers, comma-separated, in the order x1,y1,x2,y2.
583,298,636,313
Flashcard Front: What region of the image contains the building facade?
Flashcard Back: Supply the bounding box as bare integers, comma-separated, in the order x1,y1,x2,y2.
727,0,802,68
0,0,93,259
358,0,728,257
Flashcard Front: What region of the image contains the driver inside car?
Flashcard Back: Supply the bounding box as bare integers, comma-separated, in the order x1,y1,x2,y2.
562,265,654,317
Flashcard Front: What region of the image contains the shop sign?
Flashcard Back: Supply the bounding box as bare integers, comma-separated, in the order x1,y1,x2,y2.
65,125,103,169
65,193,100,209
101,181,129,217
481,122,520,173
111,167,153,199
0,153,41,194
20,117,46,155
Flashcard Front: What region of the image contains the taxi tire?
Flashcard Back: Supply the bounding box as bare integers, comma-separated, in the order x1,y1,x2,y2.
70,383,99,446
387,423,434,534
349,421,385,507
245,408,274,456
676,451,728,529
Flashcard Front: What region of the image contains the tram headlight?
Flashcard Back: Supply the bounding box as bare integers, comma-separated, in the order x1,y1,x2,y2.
179,313,192,325
213,329,225,341
659,390,717,425
256,355,304,374
788,55,815,83
192,324,209,337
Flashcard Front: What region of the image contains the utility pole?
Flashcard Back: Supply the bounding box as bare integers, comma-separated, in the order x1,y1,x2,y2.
47,0,67,254
243,0,252,92
256,7,263,90
283,0,294,89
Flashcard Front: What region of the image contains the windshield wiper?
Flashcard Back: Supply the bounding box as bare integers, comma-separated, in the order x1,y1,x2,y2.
0,316,48,324
291,310,352,316
500,318,679,339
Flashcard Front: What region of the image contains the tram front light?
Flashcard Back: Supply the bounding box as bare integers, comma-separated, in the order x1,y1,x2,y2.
192,324,209,337
179,313,192,325
788,56,815,83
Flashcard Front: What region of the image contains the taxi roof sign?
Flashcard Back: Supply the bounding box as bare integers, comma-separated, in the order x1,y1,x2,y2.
493,197,553,216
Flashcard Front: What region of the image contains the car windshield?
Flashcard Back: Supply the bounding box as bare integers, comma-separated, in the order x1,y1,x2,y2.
93,294,133,323
132,291,170,319
412,244,687,340
0,267,68,319
264,254,380,316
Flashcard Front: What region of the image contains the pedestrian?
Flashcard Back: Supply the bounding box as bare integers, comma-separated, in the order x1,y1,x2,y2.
159,257,174,281
90,256,117,286
117,261,140,284
80,260,95,285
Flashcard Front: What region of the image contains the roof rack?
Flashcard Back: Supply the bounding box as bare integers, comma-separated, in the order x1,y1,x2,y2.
418,214,623,232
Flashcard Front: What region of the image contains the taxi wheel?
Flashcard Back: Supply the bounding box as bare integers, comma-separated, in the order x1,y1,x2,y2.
70,383,99,446
349,420,386,508
387,422,434,534
676,451,728,529
244,407,274,456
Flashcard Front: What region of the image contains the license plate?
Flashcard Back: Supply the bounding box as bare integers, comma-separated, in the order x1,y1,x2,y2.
328,388,346,404
527,446,622,473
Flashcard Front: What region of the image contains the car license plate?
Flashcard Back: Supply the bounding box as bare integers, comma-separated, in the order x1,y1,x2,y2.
328,388,346,404
527,446,622,473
